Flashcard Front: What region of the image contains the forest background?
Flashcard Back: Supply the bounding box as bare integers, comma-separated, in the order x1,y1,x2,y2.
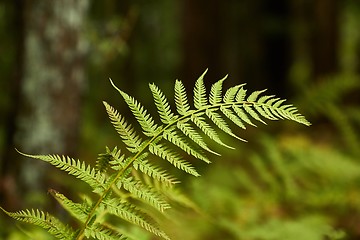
0,0,360,239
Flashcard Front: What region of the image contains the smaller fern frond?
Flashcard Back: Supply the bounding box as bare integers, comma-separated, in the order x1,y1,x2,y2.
0,207,76,240
103,198,170,239
103,101,142,153
149,83,176,124
149,141,200,177
193,69,208,109
105,146,128,171
17,151,107,194
49,189,89,223
96,146,113,173
84,225,124,240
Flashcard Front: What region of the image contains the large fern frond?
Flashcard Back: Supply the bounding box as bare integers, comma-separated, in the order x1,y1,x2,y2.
3,70,310,240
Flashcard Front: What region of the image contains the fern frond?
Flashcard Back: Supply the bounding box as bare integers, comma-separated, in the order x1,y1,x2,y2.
17,151,106,194
103,198,170,239
96,146,113,173
103,101,142,153
193,69,208,109
84,224,125,240
149,83,176,124
49,189,89,223
133,159,179,186
103,146,129,171
119,177,170,212
149,141,200,177
0,207,76,240
4,70,311,240
174,80,192,116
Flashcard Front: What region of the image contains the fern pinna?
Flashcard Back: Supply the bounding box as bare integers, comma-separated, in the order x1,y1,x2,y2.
1,70,310,240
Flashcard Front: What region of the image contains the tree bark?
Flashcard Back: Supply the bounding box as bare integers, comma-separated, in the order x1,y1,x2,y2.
180,0,224,86
0,0,89,210
0,0,26,211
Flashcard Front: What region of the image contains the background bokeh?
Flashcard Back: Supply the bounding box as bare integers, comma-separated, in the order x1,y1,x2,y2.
0,0,359,239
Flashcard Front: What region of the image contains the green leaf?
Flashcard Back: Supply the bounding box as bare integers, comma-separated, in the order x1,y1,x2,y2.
209,76,227,105
103,101,142,153
110,79,159,136
174,80,191,116
193,69,208,109
247,89,267,102
223,84,245,103
149,83,176,124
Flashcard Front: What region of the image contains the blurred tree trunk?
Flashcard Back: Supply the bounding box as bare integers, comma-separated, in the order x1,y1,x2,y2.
180,0,225,86
0,0,25,210
0,0,89,210
19,0,88,156
311,0,340,78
